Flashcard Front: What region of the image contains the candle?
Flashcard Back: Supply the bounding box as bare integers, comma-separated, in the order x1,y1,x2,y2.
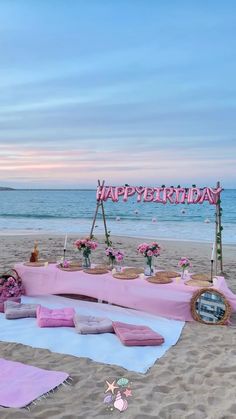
64,234,68,250
211,242,215,261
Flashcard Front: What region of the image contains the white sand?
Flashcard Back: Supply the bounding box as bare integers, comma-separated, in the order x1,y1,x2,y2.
0,234,236,418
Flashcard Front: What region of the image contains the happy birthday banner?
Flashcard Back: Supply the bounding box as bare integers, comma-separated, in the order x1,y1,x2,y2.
96,185,222,205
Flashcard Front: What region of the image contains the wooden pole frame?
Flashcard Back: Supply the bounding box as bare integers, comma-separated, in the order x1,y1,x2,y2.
215,181,223,275
90,180,111,246
90,180,223,274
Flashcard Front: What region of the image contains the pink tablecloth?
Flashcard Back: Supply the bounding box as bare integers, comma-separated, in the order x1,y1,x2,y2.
14,263,236,321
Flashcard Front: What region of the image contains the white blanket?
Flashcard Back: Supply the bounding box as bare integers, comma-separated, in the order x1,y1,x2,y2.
0,295,185,373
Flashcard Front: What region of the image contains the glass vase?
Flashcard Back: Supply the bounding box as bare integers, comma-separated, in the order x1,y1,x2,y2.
181,269,188,280
82,254,91,268
144,256,154,276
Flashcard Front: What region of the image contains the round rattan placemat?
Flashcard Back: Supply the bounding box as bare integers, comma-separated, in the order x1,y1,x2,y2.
122,267,144,275
112,272,139,280
23,262,46,267
190,273,211,281
185,279,212,287
83,268,109,274
147,276,173,284
155,271,180,278
56,264,83,272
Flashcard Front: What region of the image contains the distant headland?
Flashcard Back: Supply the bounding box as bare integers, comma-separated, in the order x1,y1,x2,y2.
0,187,14,190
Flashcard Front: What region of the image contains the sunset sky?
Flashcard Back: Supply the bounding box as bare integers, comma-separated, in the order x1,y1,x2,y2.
0,1,236,188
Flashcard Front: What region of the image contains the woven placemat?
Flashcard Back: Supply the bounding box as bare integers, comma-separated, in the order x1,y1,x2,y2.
147,276,173,284
155,271,180,278
190,273,211,281
122,267,144,275
185,279,212,287
83,268,109,274
112,272,139,280
56,264,83,272
23,262,46,267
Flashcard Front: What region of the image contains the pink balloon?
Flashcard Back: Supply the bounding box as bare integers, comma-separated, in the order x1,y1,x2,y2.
175,188,187,204
162,187,174,204
135,187,145,202
153,188,164,203
143,187,154,202
96,186,103,201
187,188,201,204
123,187,136,202
199,187,215,204
96,186,107,201
208,187,222,204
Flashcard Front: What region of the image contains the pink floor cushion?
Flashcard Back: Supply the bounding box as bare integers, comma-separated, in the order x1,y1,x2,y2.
0,297,21,313
4,301,38,319
74,314,114,334
37,305,75,327
112,321,165,346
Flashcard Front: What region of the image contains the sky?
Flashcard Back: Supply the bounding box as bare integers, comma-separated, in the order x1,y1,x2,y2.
0,0,236,188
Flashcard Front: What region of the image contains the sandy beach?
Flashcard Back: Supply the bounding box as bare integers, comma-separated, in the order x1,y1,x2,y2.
1,234,236,419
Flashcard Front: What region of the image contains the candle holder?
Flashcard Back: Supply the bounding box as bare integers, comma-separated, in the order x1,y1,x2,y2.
210,259,214,283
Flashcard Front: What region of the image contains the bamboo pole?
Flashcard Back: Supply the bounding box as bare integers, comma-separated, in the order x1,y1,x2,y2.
89,179,104,239
90,180,111,246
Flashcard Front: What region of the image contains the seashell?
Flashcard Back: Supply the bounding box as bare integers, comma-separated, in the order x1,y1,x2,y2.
117,377,129,387
104,393,113,404
114,391,128,412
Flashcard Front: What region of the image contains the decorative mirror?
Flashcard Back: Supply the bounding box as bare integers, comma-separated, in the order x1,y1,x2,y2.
190,288,232,325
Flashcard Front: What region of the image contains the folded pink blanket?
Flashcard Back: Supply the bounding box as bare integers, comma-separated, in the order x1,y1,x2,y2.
4,301,38,319
37,305,75,327
112,321,165,346
0,358,69,408
0,297,21,313
74,314,114,334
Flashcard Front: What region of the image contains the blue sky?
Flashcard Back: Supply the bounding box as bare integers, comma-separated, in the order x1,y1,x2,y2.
0,0,236,188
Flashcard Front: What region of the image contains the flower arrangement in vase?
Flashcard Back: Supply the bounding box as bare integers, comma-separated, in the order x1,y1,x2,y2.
137,242,161,276
105,247,124,271
178,257,191,280
74,238,98,268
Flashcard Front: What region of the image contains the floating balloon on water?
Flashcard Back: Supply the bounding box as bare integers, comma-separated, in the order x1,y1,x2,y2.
116,216,121,221
152,217,157,223
181,209,186,214
134,209,139,215
204,218,210,223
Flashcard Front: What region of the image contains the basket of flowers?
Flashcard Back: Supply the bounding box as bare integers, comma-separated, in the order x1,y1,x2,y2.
0,269,25,310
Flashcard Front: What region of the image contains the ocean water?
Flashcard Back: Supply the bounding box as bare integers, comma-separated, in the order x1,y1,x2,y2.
0,189,235,244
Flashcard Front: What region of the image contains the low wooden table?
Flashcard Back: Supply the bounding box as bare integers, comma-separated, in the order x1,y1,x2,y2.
14,263,236,321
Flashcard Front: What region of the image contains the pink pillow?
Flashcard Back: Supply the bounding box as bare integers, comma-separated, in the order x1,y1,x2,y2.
37,305,75,327
112,321,165,346
0,297,21,313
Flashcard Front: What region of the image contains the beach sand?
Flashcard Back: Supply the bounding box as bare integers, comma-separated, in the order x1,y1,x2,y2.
0,234,236,419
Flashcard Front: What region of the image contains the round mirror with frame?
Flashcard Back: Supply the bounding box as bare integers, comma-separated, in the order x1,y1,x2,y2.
190,288,232,325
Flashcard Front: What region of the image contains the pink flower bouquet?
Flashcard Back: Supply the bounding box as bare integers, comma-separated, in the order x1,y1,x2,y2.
74,238,98,267
105,247,124,268
178,257,191,279
178,257,191,270
137,242,161,275
0,270,24,299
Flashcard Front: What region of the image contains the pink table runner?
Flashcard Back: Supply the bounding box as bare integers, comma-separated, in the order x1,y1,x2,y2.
14,263,236,322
